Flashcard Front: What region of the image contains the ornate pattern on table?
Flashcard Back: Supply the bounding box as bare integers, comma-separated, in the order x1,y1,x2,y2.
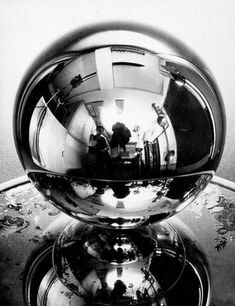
0,183,61,239
1,181,235,251
189,184,235,252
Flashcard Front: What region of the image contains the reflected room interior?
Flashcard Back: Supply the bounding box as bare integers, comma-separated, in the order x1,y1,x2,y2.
28,47,215,180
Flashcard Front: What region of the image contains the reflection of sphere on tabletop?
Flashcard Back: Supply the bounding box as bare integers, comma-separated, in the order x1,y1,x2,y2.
25,220,210,306
52,221,184,305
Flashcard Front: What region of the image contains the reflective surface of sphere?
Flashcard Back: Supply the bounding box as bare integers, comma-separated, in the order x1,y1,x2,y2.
14,24,225,228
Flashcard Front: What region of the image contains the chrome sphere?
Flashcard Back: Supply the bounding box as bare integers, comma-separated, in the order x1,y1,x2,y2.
14,23,225,228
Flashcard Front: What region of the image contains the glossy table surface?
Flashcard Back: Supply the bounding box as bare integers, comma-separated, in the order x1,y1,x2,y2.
0,176,234,306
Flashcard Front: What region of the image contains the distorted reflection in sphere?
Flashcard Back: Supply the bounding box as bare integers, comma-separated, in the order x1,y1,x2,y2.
14,25,225,227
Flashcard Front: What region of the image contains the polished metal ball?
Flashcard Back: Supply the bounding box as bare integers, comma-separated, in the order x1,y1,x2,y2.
14,23,225,228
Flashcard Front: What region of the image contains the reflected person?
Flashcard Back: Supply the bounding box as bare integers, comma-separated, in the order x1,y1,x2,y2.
110,122,131,155
88,125,110,178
